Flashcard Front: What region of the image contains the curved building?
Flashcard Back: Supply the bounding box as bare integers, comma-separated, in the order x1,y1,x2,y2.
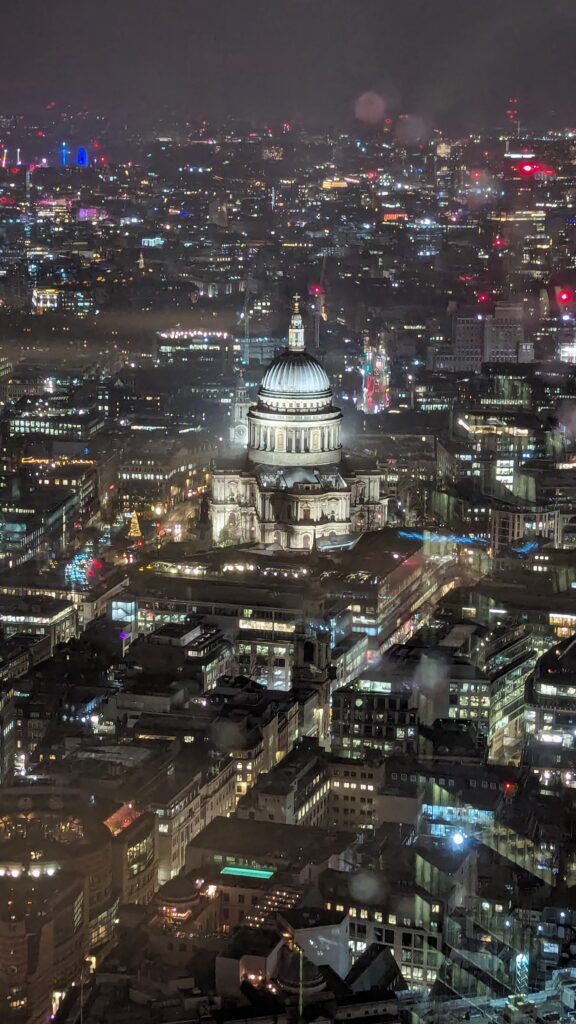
212,299,386,550
0,788,156,1024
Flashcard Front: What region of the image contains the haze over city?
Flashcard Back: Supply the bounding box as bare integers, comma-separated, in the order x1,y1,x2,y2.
2,0,576,127
0,4,576,1024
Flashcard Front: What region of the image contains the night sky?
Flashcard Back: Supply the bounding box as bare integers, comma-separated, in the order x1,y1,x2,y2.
3,0,576,128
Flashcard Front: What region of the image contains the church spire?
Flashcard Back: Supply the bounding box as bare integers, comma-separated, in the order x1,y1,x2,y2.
288,294,305,352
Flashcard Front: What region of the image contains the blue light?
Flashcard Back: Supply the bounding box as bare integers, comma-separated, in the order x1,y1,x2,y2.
513,541,538,555
76,146,88,168
60,141,68,168
64,542,95,591
398,529,487,547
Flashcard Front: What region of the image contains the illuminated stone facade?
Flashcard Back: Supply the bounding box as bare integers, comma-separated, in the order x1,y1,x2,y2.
212,299,385,550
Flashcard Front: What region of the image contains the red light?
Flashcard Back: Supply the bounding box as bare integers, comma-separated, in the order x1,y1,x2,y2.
310,284,322,296
367,171,377,180
559,290,572,304
478,293,490,303
504,781,514,793
518,162,542,176
494,237,503,248
91,559,102,570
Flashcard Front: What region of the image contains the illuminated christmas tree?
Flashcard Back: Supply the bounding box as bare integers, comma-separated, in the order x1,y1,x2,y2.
128,512,142,540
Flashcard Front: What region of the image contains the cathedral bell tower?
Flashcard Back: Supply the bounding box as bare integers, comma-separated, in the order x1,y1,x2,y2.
229,369,251,446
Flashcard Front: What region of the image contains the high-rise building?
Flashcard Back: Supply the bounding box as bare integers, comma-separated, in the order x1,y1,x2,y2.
484,303,526,363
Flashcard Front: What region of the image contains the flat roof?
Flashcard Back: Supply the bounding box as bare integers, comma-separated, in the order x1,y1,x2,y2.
188,816,354,864
0,595,73,618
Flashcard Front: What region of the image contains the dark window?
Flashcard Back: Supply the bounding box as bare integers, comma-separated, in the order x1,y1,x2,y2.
303,640,315,664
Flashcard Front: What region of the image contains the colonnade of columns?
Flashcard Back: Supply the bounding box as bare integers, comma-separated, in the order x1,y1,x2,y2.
248,421,340,454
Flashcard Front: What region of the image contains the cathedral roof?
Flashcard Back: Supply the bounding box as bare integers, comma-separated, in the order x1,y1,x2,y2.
256,466,348,490
257,295,332,408
259,348,332,402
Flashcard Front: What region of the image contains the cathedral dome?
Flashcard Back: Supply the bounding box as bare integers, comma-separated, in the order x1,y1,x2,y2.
247,296,342,467
259,349,331,402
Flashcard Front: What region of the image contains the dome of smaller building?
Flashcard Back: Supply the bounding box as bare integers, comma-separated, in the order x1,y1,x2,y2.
156,876,200,905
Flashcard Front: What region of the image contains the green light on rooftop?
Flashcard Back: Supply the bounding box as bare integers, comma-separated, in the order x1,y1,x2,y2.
220,865,274,879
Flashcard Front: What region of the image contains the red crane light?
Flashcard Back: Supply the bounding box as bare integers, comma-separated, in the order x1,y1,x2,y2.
559,289,573,304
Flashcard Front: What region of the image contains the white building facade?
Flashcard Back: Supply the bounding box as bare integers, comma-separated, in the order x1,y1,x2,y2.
212,299,386,550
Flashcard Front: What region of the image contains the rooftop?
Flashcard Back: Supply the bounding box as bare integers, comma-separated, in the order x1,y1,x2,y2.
187,816,355,866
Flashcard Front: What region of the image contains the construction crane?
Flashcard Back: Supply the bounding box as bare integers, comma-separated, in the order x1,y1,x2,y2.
311,253,327,350
242,280,251,343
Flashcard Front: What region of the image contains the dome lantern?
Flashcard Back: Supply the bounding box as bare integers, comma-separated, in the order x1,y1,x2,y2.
288,294,305,352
